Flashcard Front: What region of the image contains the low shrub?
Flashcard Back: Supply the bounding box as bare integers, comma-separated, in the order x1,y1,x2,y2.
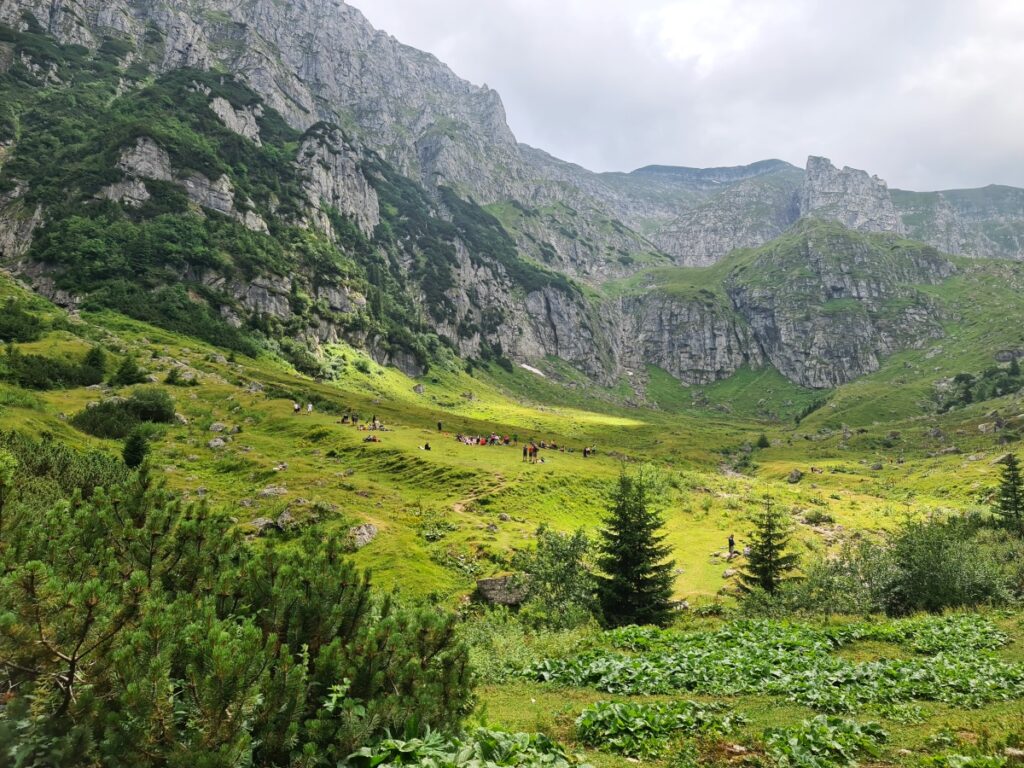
70,387,176,439
576,700,745,758
765,716,887,768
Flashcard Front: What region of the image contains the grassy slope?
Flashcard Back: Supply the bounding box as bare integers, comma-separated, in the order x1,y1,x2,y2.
4,262,1024,607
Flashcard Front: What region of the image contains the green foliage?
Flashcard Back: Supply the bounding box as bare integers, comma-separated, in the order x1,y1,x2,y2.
597,466,676,627
0,343,105,390
756,432,771,449
122,429,148,468
994,454,1024,532
575,700,745,758
0,445,473,765
513,524,598,629
530,617,1024,713
458,608,599,684
108,355,147,387
765,716,887,768
348,727,586,767
70,387,175,438
755,515,1015,617
937,366,1024,412
0,298,44,342
739,495,799,595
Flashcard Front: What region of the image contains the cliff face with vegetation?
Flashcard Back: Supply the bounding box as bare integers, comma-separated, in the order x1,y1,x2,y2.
1,0,1023,392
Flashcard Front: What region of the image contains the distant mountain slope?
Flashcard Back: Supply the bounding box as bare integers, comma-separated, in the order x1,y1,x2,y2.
2,0,1024,394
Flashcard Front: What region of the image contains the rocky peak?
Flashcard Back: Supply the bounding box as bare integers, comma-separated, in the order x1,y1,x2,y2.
800,156,903,234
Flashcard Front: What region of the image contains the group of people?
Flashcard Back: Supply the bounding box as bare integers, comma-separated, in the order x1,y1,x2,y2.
455,432,516,446
292,402,314,415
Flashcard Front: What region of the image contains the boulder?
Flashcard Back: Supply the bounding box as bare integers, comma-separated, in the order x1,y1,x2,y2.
348,523,378,550
787,469,803,484
475,575,528,607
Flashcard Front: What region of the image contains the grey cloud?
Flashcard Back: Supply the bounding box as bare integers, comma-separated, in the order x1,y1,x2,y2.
354,0,1024,190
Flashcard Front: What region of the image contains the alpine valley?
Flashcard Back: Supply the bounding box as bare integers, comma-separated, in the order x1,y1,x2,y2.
3,3,1024,767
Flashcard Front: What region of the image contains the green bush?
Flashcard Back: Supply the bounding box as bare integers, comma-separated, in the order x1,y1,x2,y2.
0,344,105,390
0,446,473,765
108,355,147,387
70,387,175,438
0,299,44,342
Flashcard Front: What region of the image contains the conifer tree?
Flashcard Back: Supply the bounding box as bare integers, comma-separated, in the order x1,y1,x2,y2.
123,430,149,469
995,452,1024,532
739,494,799,595
597,466,676,627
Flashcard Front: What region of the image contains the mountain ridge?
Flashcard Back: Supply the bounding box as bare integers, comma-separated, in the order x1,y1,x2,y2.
2,0,1024,395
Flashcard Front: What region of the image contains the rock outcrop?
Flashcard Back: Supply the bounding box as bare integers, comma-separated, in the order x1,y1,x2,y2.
800,156,903,234
296,127,379,237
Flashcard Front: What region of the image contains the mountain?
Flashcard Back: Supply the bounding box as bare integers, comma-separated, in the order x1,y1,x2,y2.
2,0,1024,395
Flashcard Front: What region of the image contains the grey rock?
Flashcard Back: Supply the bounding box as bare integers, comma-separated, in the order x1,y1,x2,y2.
207,437,226,449
209,96,262,145
348,522,378,550
801,156,903,234
475,575,528,606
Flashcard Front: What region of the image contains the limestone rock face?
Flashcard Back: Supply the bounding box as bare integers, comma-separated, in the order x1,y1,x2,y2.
652,172,802,266
725,224,953,387
296,128,380,237
801,156,903,234
209,97,262,145
0,182,44,263
618,294,762,385
101,137,269,231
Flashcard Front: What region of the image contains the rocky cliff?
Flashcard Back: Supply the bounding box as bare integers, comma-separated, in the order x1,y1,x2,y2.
1,1,1021,394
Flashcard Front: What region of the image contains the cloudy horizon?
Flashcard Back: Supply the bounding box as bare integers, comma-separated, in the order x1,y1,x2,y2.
355,0,1024,191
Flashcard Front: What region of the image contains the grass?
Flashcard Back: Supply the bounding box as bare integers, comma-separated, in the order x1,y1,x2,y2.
1,263,1023,603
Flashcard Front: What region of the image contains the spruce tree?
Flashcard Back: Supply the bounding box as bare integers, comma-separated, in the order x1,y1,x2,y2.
995,453,1024,532
109,356,146,387
738,494,799,595
122,430,148,469
597,466,676,627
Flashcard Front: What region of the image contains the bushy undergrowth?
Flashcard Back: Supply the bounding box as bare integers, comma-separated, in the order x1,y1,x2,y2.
348,728,587,768
69,387,176,438
747,515,1019,617
575,700,745,758
530,616,1024,713
765,716,887,768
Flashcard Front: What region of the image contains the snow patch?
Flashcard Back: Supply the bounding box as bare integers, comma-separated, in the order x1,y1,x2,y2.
519,363,547,378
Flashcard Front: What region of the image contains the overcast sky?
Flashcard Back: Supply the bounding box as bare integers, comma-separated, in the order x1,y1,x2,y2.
355,0,1024,191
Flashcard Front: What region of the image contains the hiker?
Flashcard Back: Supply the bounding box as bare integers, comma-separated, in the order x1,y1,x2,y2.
306,402,313,415
728,534,735,557
522,445,528,462
583,447,589,458
422,442,431,451
293,402,301,415
437,420,443,432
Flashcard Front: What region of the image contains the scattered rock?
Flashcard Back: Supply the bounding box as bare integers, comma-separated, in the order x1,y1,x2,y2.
174,412,189,426
722,569,738,579
209,422,226,432
870,463,883,471
276,510,296,529
486,523,498,533
498,513,511,522
787,469,803,484
248,517,280,535
207,438,226,450
258,485,287,498
1004,747,1024,764
475,575,528,606
348,523,378,550
413,384,425,394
